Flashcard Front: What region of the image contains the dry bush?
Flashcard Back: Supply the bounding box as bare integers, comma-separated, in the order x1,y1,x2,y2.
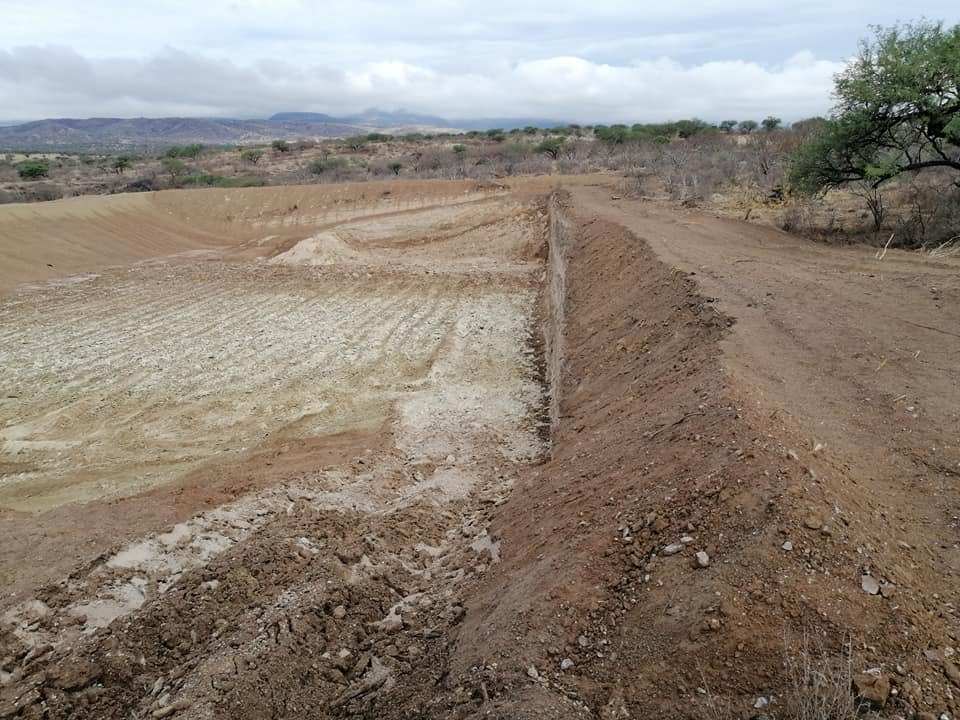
893,179,960,249
773,633,862,720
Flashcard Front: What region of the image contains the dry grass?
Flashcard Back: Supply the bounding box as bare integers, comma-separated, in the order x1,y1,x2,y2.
773,632,862,720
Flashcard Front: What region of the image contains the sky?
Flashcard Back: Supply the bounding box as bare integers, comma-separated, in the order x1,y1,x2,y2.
0,1,956,124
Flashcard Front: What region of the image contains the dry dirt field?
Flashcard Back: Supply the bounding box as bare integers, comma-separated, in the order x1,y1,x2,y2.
0,175,958,720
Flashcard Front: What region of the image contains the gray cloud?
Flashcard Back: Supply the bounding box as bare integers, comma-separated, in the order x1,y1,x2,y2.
0,1,957,122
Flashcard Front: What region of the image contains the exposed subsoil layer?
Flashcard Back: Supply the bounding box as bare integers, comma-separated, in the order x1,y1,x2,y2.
1,176,959,720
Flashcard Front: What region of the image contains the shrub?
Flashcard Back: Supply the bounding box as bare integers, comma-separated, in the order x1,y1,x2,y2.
240,148,264,165
17,160,50,180
308,156,347,175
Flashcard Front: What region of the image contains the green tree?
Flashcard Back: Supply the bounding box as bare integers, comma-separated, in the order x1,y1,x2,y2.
791,21,960,193
161,157,186,184
388,162,403,176
451,144,467,158
180,143,204,158
271,139,291,153
738,120,759,133
240,148,264,165
761,116,782,131
719,120,738,133
112,156,132,175
308,156,347,175
534,137,565,159
17,160,49,180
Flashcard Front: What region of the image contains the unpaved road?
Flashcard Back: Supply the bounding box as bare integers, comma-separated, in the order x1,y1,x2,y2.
1,176,959,720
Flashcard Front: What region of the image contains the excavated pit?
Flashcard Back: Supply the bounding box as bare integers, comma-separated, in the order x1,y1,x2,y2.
0,181,570,720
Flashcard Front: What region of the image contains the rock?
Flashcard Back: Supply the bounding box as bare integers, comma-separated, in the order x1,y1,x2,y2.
804,516,822,530
680,536,694,544
577,635,590,648
652,517,670,533
918,714,937,720
332,605,347,620
939,656,960,688
861,575,880,595
853,672,890,707
663,543,683,556
880,584,896,599
782,541,794,551
47,658,101,690
695,551,710,568
526,665,540,680
560,658,574,671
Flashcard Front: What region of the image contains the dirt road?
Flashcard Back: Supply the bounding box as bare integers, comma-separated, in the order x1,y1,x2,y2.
1,176,958,719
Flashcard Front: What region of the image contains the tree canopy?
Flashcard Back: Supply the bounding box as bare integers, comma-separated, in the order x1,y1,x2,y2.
791,21,960,193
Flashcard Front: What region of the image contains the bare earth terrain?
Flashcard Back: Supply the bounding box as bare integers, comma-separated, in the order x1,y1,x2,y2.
0,175,958,719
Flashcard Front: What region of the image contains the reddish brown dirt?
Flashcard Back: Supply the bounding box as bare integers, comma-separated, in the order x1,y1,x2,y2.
1,176,958,720
455,183,960,719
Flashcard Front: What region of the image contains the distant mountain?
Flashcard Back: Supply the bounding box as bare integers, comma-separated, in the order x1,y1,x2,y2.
266,112,343,124
269,110,452,127
449,117,568,131
0,111,572,152
270,109,568,132
0,117,370,152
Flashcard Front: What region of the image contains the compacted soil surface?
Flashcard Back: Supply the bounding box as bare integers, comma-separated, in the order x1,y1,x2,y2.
0,176,958,719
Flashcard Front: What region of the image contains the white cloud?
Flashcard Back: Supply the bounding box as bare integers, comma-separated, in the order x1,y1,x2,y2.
0,0,955,122
0,45,845,122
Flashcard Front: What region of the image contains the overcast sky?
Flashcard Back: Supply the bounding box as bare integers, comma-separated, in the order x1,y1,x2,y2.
0,1,956,124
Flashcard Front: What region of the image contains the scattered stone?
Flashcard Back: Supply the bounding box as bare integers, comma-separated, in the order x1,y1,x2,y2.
377,609,403,632
47,658,101,691
804,516,822,531
754,697,770,710
880,584,896,599
786,449,799,461
662,543,683,556
152,700,192,719
861,575,880,595
853,672,890,707
560,658,574,671
577,635,590,649
680,536,694,544
332,605,347,620
782,541,794,551
526,665,540,680
937,655,960,689
695,551,710,568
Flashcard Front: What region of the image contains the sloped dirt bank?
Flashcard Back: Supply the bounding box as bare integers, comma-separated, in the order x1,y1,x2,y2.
447,188,960,720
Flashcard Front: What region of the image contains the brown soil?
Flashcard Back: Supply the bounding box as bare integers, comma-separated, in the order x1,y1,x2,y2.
1,175,958,720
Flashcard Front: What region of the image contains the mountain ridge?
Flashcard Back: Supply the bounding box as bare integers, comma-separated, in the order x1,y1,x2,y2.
0,110,569,152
